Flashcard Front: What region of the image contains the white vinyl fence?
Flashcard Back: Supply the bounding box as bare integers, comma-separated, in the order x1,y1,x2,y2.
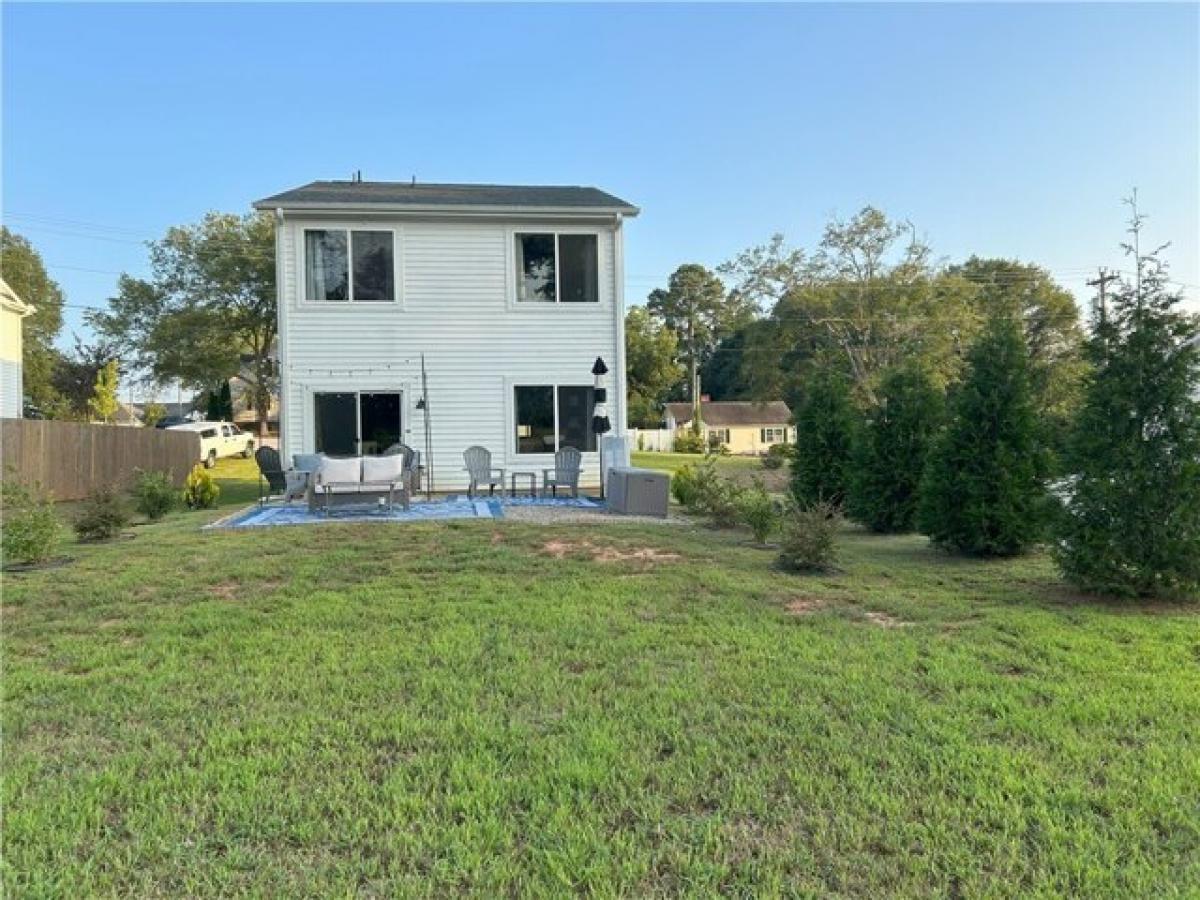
626,428,674,453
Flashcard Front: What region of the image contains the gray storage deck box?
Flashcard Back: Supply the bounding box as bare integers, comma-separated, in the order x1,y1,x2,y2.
606,467,669,518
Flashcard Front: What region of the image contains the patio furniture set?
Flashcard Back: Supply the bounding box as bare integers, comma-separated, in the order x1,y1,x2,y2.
256,444,583,516
463,445,581,499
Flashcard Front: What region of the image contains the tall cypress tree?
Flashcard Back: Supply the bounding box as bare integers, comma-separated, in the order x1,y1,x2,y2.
847,364,944,532
918,315,1045,556
790,372,856,506
1054,250,1200,598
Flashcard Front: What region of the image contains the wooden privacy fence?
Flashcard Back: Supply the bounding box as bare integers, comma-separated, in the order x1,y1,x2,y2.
1,419,200,501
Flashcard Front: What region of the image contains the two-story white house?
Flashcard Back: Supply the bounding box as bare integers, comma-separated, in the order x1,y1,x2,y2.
252,180,638,493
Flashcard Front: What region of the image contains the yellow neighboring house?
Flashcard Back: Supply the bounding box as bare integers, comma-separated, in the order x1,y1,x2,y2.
1,278,36,419
664,400,794,455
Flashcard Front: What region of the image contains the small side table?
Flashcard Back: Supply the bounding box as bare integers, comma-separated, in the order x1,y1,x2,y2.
510,471,537,498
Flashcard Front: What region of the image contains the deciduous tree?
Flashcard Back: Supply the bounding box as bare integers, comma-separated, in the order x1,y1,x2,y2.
90,212,276,435
625,307,684,427
0,228,66,410
88,359,120,424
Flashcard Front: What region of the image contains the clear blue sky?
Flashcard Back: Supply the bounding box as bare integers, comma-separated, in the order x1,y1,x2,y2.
4,2,1197,352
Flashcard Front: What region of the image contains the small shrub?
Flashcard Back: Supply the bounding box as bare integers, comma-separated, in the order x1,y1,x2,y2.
762,443,791,470
737,482,780,543
74,486,132,542
673,431,706,454
133,469,177,520
698,474,744,528
1,478,65,565
182,464,220,509
778,501,841,573
670,457,713,507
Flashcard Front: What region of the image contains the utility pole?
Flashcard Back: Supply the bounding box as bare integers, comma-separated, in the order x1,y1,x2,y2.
1087,267,1119,328
1087,267,1120,362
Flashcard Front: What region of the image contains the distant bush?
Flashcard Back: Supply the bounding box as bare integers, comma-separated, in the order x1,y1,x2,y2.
673,431,706,454
737,481,780,544
762,443,791,470
74,486,132,542
778,501,841,573
132,470,177,520
1,477,65,565
182,464,220,510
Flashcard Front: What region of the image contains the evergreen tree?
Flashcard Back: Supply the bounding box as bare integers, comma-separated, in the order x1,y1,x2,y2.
918,315,1045,555
1054,244,1200,598
790,372,856,506
847,364,944,532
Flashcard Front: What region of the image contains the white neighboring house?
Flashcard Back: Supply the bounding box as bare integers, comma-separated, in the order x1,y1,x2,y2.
0,278,35,418
253,180,639,492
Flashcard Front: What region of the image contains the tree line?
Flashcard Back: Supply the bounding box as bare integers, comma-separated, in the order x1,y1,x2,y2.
2,213,276,433
626,206,1087,461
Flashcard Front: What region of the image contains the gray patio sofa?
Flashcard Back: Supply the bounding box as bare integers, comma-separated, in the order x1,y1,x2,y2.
306,455,411,514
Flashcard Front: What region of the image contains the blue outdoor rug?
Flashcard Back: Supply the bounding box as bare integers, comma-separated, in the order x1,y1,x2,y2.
214,498,502,530
213,495,603,530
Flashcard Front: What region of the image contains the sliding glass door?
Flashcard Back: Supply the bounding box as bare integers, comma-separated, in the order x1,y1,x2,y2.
313,391,402,456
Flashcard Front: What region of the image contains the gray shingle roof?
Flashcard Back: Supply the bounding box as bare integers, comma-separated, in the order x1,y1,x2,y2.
253,181,639,215
666,401,793,427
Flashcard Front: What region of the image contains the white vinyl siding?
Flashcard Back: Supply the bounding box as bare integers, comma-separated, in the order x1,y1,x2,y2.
276,216,622,490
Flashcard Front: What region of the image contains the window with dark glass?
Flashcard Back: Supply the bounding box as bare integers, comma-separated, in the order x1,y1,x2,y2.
352,231,395,302
558,235,598,302
514,385,596,454
515,233,598,303
515,385,555,453
305,230,349,301
557,385,596,451
305,229,394,302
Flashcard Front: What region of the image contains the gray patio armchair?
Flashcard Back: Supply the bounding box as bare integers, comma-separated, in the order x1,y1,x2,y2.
384,442,421,495
543,446,582,498
255,446,309,505
463,446,505,498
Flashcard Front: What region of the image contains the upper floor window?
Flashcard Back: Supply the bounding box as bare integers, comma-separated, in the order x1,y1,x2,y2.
515,233,598,303
305,229,395,302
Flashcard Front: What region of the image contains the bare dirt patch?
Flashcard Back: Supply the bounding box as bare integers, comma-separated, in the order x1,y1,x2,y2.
540,539,681,565
785,596,828,616
862,610,911,629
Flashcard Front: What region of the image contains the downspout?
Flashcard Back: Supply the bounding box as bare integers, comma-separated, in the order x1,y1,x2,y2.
274,207,287,458
612,213,627,435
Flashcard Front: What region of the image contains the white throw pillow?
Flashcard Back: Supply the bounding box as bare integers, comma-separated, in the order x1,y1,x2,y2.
362,455,404,483
318,456,362,484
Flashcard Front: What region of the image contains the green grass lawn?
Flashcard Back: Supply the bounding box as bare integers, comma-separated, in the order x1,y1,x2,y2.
4,458,1198,895
632,450,788,493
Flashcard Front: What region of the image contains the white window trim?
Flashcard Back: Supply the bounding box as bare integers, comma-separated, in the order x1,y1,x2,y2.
505,226,607,311
507,379,598,459
301,381,412,454
298,225,403,308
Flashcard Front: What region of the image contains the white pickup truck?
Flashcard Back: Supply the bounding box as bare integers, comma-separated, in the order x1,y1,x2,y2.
167,421,256,468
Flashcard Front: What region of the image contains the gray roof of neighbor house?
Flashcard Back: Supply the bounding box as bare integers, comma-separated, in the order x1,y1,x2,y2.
253,181,639,216
665,401,793,427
